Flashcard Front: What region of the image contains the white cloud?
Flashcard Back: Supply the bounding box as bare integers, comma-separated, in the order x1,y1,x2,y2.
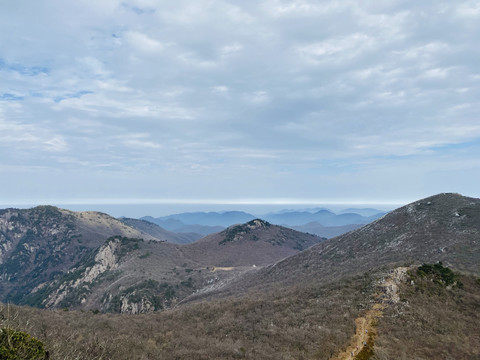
125,31,164,53
0,109,68,153
121,133,163,149
245,91,270,104
95,80,131,92
77,57,109,77
177,52,217,68
393,42,450,61
52,92,195,120
1,1,480,202
267,0,348,17
422,67,451,79
43,136,68,152
212,85,228,93
220,43,243,58
456,2,480,17
296,33,376,65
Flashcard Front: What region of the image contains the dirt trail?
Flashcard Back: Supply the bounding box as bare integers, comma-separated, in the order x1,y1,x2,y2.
210,266,234,272
330,267,408,360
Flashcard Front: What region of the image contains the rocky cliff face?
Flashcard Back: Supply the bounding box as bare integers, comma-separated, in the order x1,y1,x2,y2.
30,236,177,314
0,206,82,302
21,220,324,314
41,237,123,308
0,206,161,304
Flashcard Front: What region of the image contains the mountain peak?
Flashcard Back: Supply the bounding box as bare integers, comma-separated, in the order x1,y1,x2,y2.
258,192,480,285
244,218,271,229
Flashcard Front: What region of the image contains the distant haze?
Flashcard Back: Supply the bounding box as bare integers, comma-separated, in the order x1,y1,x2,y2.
0,202,397,218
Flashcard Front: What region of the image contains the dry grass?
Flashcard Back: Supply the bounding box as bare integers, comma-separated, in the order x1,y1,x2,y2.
0,272,375,360
374,273,480,359
1,267,478,359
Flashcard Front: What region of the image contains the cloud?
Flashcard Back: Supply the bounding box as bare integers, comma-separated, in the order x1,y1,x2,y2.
296,33,376,65
220,42,243,58
267,0,348,17
0,1,479,203
125,31,164,53
120,133,163,149
0,108,68,153
456,2,480,17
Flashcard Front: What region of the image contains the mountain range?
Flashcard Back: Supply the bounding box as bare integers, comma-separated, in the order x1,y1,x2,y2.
0,208,323,312
141,207,386,238
0,193,478,359
202,192,479,299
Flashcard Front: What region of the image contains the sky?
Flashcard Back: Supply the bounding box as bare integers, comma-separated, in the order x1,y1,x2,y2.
1,0,480,216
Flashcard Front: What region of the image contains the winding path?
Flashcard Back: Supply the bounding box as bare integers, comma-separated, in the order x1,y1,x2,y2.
330,267,408,360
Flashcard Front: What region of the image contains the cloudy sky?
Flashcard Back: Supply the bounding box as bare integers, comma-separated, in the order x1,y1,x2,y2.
1,0,480,213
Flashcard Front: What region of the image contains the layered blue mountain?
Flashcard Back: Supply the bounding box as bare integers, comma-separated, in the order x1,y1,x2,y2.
262,209,385,226
141,211,255,234
140,209,386,237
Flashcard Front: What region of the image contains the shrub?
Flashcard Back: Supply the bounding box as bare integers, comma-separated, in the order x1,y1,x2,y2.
0,328,48,360
417,262,458,286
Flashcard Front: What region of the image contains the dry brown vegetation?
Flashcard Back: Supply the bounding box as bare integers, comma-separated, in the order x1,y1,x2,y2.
2,194,480,359
374,272,480,359
0,272,376,360
2,266,479,359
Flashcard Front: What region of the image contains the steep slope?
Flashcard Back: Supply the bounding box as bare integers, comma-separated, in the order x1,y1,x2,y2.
24,236,198,313
0,206,160,303
3,266,478,360
22,220,323,313
119,217,202,244
374,267,480,359
209,193,480,297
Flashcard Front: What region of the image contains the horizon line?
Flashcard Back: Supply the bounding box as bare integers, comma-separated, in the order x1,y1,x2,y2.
1,198,410,207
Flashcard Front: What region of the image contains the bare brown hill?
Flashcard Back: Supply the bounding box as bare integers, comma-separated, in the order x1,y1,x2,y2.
195,193,480,299
22,220,324,313
182,219,324,267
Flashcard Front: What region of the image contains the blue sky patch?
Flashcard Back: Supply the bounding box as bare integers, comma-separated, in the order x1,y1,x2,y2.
53,91,94,103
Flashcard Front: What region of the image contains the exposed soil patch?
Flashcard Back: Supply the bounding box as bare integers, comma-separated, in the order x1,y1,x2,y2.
331,267,408,360
211,266,234,272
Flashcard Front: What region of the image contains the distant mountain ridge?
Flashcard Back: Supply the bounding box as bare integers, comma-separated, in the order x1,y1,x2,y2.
141,216,225,236
140,208,386,237
289,222,363,238
119,218,202,244
337,207,387,217
147,211,256,227
262,209,384,226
